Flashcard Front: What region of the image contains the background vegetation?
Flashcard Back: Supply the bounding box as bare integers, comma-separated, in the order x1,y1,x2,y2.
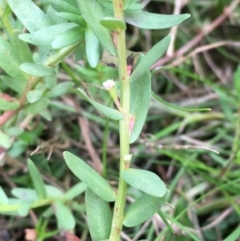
0,0,240,241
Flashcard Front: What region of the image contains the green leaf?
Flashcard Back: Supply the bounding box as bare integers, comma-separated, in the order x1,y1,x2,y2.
76,0,116,55
125,10,190,29
63,152,116,202
130,69,151,143
20,63,55,77
52,25,84,49
0,187,8,204
11,31,33,64
54,200,76,231
47,82,74,98
50,0,80,15
0,96,19,111
1,76,26,94
11,188,38,201
0,131,12,149
158,209,175,233
27,159,47,200
8,0,52,32
64,182,87,200
74,43,85,61
85,188,112,241
24,97,49,115
223,226,240,241
27,89,45,103
152,91,211,112
122,169,166,197
85,28,101,68
234,64,240,97
77,88,124,121
0,36,28,79
18,199,33,217
46,185,64,198
19,23,77,47
100,17,126,30
123,193,166,227
130,35,171,83
56,12,86,26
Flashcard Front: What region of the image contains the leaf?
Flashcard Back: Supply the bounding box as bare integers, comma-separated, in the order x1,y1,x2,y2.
50,0,80,15
0,96,19,111
76,0,116,55
63,152,116,202
0,187,8,204
85,28,101,68
234,64,240,97
130,69,151,143
124,10,190,29
152,91,211,112
130,35,171,83
122,169,166,197
74,43,85,61
100,17,126,30
54,200,76,231
77,88,124,121
64,182,87,200
24,97,49,115
158,209,175,233
19,23,77,47
0,131,12,149
27,159,47,200
27,89,45,103
11,31,33,64
52,25,85,49
47,82,74,98
1,76,26,94
56,12,86,26
123,193,166,227
8,0,52,32
20,63,56,77
0,36,27,79
46,185,64,198
11,188,38,201
18,199,33,217
85,188,112,241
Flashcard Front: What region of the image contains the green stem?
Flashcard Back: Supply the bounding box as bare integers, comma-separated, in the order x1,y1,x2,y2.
110,1,130,241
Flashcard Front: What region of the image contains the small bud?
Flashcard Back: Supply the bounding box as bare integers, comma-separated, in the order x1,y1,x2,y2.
103,79,115,90
123,154,132,162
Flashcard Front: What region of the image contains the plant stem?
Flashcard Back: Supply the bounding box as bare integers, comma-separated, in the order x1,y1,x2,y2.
110,1,130,241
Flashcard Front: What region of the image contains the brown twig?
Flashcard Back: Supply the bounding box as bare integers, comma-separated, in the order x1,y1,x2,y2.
152,0,240,68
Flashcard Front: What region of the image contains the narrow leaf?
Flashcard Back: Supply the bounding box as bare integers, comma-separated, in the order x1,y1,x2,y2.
0,96,19,110
8,0,52,32
152,91,211,112
47,82,74,98
46,185,64,198
19,23,77,47
54,200,76,231
24,97,49,115
18,199,33,217
56,12,86,26
50,0,80,15
86,188,112,241
63,152,116,202
0,187,8,204
100,17,126,30
77,88,123,121
20,63,56,77
0,131,12,149
27,89,45,103
158,209,175,233
27,159,47,200
1,76,26,94
130,69,151,143
11,188,38,201
125,10,190,29
122,169,166,197
0,36,27,79
64,182,87,200
130,35,171,83
123,193,166,227
52,26,84,49
85,28,101,68
76,0,116,55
